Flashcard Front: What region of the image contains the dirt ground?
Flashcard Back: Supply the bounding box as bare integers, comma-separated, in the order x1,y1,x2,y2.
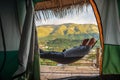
40,65,99,80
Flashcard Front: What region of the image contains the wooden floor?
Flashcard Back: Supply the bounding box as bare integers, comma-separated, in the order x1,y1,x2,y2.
40,65,99,80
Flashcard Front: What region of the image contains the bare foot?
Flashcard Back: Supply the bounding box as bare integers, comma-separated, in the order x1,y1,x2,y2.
87,38,96,48
81,39,89,46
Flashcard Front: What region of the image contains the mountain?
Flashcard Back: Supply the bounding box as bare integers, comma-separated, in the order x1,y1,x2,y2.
37,23,100,51
37,23,99,38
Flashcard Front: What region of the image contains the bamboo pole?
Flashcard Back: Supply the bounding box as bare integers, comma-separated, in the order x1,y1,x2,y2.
89,0,104,75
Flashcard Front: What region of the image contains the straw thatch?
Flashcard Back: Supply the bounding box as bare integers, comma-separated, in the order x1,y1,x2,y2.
35,0,90,24
35,0,89,11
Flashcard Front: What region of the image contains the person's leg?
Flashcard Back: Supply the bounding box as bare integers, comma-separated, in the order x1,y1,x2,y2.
40,49,64,59
63,39,89,52
63,38,96,57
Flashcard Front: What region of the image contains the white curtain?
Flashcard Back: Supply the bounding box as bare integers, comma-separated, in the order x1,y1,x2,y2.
13,0,34,78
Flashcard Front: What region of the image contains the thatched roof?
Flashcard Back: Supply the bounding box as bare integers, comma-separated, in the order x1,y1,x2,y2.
35,0,90,25
35,0,89,11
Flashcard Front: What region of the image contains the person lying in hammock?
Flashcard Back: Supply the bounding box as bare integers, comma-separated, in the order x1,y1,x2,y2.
40,38,96,64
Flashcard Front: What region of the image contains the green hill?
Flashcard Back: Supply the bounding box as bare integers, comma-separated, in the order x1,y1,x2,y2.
37,23,99,38
37,23,100,51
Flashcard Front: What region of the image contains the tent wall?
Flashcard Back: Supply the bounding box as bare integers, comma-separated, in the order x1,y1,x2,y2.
0,0,20,51
94,0,120,75
33,0,43,5
16,0,26,32
0,0,20,79
0,0,40,80
117,0,120,18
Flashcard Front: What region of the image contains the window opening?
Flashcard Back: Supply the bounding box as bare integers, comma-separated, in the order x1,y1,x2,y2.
35,4,101,80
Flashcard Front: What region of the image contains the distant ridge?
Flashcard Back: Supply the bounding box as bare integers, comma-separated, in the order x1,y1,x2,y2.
37,23,99,38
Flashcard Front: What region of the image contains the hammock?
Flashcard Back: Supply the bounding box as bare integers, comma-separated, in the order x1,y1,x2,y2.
40,52,84,64
40,39,97,64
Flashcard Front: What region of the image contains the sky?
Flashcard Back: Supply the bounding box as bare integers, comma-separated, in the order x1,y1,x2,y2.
35,5,97,26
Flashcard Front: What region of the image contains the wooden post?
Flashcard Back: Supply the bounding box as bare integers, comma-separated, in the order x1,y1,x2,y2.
96,47,100,68
96,47,103,75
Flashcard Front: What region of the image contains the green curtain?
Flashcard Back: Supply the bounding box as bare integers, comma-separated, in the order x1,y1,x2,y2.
0,51,18,80
102,45,120,74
